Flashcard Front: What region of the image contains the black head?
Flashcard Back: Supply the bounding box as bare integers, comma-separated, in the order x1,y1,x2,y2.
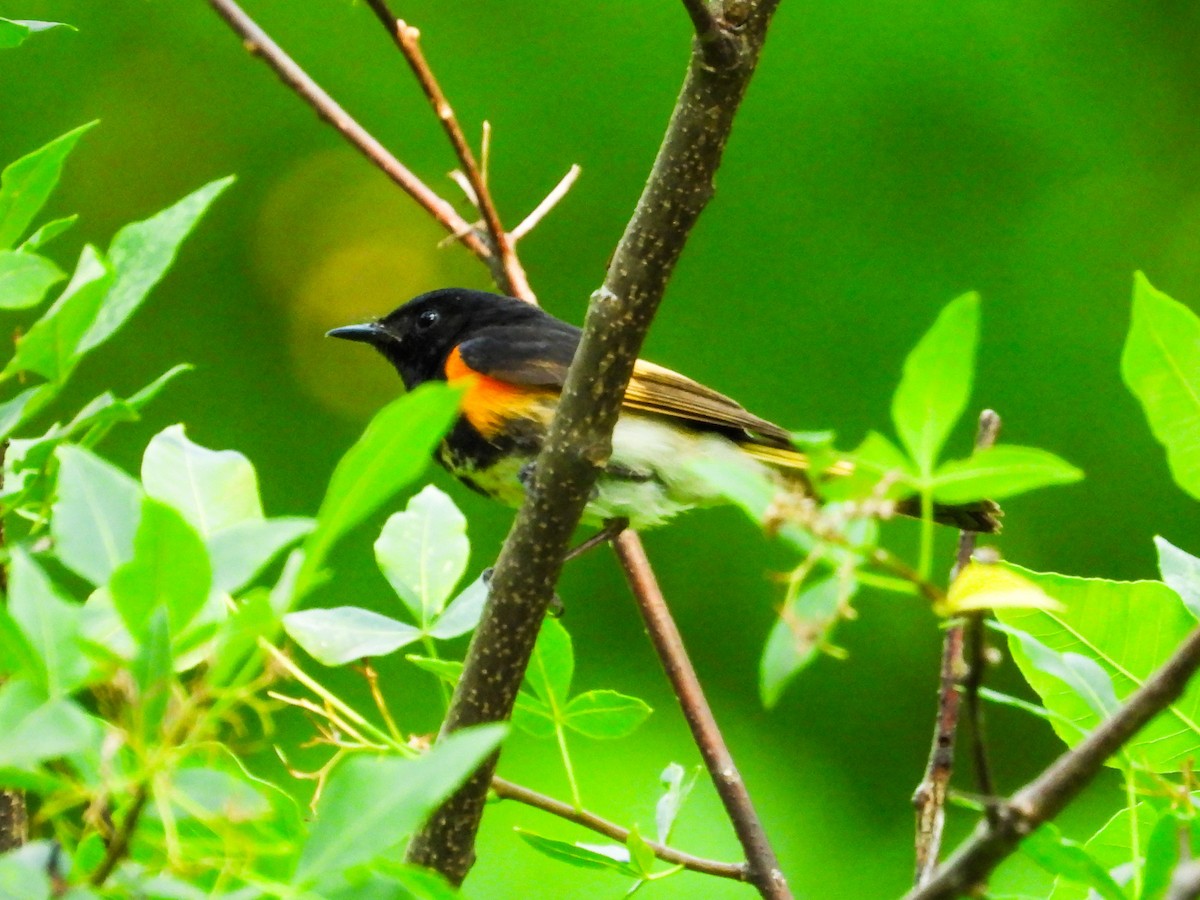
327,288,546,389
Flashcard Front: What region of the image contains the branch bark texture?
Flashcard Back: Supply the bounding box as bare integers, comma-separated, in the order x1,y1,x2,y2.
906,624,1200,900
405,7,783,885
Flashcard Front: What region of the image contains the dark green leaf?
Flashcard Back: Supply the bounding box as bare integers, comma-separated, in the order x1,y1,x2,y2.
1155,535,1200,620
374,485,469,626
1122,273,1200,500
1021,823,1126,900
760,576,851,707
0,123,94,249
19,214,77,251
142,424,262,537
8,548,88,696
0,602,40,680
80,176,235,353
297,382,461,601
515,830,639,877
52,445,141,585
109,497,212,641
525,618,573,708
4,245,114,382
427,572,488,640
995,566,1200,770
0,249,63,309
207,516,313,594
564,690,651,739
297,724,506,883
932,445,1082,503
891,292,980,474
284,606,422,666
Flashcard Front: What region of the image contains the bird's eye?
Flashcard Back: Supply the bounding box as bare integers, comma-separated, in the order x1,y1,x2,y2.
415,309,439,331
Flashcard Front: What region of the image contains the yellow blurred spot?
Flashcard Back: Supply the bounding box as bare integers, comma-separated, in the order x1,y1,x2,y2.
938,561,1064,617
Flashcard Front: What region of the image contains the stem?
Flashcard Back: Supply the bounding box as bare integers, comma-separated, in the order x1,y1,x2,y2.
89,783,149,886
613,531,791,899
553,724,582,811
362,0,534,301
678,0,740,69
420,637,452,710
203,0,490,262
918,489,934,581
907,624,1200,900
491,776,749,882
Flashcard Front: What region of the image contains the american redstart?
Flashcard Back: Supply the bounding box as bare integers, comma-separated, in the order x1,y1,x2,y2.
328,288,999,533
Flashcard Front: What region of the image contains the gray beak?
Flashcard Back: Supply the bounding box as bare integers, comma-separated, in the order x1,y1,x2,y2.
326,322,384,344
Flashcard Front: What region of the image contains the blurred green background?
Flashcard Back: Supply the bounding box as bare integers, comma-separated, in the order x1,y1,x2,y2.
5,1,1200,896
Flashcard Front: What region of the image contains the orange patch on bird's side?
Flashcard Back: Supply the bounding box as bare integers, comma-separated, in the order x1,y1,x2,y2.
444,346,550,438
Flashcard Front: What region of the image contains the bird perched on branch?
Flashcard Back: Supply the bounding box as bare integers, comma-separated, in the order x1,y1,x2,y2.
329,288,999,533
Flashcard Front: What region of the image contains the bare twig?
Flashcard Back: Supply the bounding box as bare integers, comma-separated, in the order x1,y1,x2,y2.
491,776,749,882
907,624,1200,900
511,165,582,242
612,531,790,897
89,784,149,886
679,0,739,69
203,0,490,262
912,410,1001,887
405,0,784,884
362,0,534,301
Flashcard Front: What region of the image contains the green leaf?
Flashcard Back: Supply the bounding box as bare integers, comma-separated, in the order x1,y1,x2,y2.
323,862,459,900
992,621,1121,721
427,571,488,640
1021,823,1127,900
1155,535,1200,620
284,606,422,666
109,497,212,641
995,566,1200,770
142,424,263,537
131,609,172,740
1141,809,1190,900
80,175,235,353
0,249,63,309
511,694,557,739
0,602,41,681
931,445,1083,503
298,382,461,601
8,548,88,696
0,684,99,771
525,618,574,708
626,825,656,876
297,724,506,883
0,123,94,249
515,830,639,877
207,516,313,594
891,292,980,474
0,387,42,443
941,562,1064,616
19,214,77,251
169,765,272,823
405,654,464,683
0,18,73,49
1047,802,1160,900
375,485,469,627
4,245,114,382
655,763,697,844
1123,273,1200,500
52,446,142,585
822,430,917,502
564,690,651,739
760,576,852,707
208,592,277,686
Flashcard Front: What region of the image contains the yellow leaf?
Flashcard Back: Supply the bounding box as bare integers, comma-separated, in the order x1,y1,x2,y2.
937,562,1065,616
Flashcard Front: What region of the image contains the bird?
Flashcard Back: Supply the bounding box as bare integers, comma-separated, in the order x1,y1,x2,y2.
328,288,999,534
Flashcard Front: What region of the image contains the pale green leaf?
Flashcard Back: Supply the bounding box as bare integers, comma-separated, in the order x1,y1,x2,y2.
515,830,639,877
427,571,488,640
284,606,422,666
0,249,62,309
525,618,573,708
19,214,76,251
1155,535,1200,620
655,763,697,844
207,516,313,594
564,690,651,739
375,485,469,626
760,576,852,707
932,445,1083,503
892,292,980,474
0,123,94,249
0,18,72,49
8,548,88,696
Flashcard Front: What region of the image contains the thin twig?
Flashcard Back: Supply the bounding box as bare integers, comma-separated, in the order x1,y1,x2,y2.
612,531,791,898
679,0,739,69
0,440,24,855
912,409,1002,887
203,0,490,262
89,784,149,886
907,624,1200,900
362,0,534,301
511,165,582,242
491,776,749,882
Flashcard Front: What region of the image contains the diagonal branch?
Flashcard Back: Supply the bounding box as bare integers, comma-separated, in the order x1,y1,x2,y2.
613,531,789,896
491,776,749,882
404,0,785,886
679,0,739,69
204,0,490,262
361,0,534,302
906,623,1200,900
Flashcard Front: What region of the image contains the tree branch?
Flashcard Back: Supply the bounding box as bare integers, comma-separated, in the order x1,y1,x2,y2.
679,0,739,70
912,410,1001,886
491,776,749,882
89,784,149,887
612,531,790,897
0,442,25,856
405,1,784,885
906,623,1200,900
361,0,534,301
204,0,491,262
